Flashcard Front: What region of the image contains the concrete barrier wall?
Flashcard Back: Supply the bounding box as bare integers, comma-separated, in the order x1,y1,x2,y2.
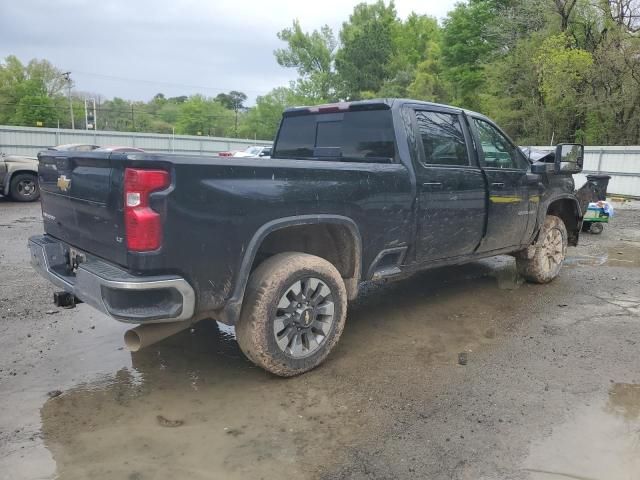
0,125,272,157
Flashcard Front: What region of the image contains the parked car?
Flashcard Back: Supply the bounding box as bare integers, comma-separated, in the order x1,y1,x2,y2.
233,145,271,158
29,99,588,376
0,153,39,201
93,146,145,153
48,144,100,152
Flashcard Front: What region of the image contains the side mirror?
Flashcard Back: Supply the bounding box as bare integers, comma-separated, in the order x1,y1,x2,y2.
554,143,584,174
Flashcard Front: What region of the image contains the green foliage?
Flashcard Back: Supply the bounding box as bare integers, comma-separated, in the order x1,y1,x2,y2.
275,20,338,99
11,94,57,127
440,1,498,109
335,1,400,98
175,95,234,136
215,91,247,111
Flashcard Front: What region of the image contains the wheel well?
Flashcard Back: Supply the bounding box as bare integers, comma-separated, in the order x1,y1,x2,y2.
547,199,580,246
5,170,37,194
252,223,361,299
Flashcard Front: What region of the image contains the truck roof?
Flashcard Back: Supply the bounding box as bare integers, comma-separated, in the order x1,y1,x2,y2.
283,98,483,118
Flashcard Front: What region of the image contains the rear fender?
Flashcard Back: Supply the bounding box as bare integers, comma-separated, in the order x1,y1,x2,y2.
217,214,362,325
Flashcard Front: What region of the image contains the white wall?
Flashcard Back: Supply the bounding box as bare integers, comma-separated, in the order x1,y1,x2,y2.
0,125,272,157
532,146,639,197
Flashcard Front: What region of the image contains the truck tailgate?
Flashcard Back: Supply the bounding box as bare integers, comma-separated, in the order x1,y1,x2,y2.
38,151,128,266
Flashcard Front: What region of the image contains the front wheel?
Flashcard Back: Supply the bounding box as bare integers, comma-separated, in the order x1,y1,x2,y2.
517,215,568,284
235,252,347,377
10,173,40,202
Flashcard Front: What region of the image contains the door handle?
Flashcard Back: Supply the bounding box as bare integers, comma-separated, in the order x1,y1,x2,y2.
491,182,505,189
422,182,443,190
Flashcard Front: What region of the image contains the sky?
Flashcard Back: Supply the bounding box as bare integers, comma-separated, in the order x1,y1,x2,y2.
0,0,458,104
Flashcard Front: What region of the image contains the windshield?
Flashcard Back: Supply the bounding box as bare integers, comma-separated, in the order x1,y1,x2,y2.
245,147,262,155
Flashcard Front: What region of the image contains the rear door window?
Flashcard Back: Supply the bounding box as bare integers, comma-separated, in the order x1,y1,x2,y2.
414,110,470,167
273,109,396,162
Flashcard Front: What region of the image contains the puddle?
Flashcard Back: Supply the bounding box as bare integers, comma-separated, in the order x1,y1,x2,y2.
523,383,640,480
488,256,524,290
37,321,373,480
566,243,640,268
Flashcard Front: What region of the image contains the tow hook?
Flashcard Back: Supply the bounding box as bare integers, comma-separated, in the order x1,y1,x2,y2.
53,291,82,308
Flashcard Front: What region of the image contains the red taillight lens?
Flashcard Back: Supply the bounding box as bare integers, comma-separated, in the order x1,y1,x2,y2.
124,168,170,252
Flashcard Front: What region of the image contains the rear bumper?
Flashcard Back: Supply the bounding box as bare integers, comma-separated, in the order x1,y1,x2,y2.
28,235,195,324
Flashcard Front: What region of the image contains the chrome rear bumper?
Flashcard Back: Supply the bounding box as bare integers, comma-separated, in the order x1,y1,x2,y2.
28,235,195,324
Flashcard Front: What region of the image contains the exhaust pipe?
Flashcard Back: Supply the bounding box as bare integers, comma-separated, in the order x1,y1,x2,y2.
124,321,192,352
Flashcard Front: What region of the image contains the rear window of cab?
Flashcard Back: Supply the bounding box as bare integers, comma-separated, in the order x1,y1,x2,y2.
273,109,395,163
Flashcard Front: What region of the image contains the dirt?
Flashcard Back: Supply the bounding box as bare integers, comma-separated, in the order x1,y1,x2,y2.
1,197,639,480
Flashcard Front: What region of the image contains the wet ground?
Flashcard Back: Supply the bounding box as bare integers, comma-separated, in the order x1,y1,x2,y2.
1,198,639,480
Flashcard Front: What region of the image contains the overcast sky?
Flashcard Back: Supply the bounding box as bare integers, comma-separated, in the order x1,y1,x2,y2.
0,0,458,104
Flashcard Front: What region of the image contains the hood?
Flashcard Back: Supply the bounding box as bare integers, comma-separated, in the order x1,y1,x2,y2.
519,147,554,163
3,154,38,165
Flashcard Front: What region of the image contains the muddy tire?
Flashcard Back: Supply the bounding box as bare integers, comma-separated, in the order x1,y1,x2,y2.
9,173,40,202
517,215,568,284
235,252,347,377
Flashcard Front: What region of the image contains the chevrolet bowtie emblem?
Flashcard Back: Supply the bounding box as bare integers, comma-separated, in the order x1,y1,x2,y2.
57,175,71,192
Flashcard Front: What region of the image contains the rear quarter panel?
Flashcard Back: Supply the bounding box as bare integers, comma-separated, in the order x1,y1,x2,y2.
158,156,414,312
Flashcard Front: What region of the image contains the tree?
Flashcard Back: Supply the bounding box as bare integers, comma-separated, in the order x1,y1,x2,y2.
175,95,234,136
215,91,247,111
0,56,70,126
598,0,640,33
440,0,497,109
335,1,400,98
274,20,338,100
535,33,593,142
407,39,449,103
216,91,248,136
554,0,579,31
11,94,57,127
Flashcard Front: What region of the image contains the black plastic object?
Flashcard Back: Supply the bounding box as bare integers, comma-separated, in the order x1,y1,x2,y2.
586,175,611,201
53,291,79,308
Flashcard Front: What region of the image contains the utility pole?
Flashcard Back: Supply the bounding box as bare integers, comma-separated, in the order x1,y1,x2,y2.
62,72,74,129
84,98,89,130
234,108,238,138
93,98,98,131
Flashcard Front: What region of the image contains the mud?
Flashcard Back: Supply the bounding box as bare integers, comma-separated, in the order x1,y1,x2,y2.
1,198,639,480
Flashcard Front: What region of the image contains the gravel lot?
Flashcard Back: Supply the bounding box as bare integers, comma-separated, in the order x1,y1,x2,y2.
1,198,639,480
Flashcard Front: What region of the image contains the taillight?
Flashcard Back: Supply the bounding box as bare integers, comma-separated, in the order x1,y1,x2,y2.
124,168,170,252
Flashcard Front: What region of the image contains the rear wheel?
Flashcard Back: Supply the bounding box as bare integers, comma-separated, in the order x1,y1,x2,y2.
235,252,347,377
9,173,39,202
517,215,567,284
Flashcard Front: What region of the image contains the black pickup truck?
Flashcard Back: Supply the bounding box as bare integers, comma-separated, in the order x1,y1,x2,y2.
29,99,586,376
